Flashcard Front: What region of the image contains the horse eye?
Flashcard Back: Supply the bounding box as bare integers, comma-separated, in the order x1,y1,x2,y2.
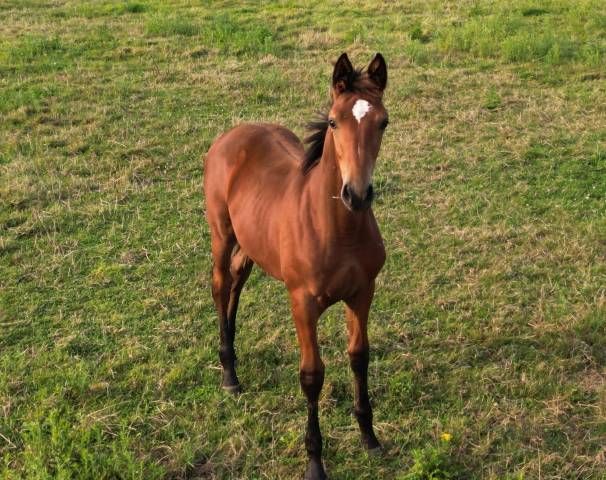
328,119,337,129
380,118,389,130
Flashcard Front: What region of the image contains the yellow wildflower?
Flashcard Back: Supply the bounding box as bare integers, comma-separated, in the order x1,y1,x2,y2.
440,432,452,442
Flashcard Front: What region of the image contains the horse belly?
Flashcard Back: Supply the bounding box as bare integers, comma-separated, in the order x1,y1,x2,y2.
228,190,284,281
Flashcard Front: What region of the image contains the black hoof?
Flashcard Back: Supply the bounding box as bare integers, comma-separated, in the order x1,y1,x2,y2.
221,383,242,395
362,434,381,452
304,460,327,480
367,445,382,456
222,369,240,393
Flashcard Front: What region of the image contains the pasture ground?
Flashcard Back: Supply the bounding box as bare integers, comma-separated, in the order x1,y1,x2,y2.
1,1,605,478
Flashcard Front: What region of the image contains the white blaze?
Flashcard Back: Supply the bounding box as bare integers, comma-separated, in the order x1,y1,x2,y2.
352,99,372,123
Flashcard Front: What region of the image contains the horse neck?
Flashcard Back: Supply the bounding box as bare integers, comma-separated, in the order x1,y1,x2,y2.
307,131,366,240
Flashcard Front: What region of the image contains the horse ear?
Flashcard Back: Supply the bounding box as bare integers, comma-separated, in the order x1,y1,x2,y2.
367,53,387,91
332,53,355,95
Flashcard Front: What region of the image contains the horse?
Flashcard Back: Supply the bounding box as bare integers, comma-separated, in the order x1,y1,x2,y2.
204,52,389,479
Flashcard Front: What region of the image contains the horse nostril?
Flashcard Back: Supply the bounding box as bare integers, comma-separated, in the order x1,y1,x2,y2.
365,184,374,202
342,183,352,202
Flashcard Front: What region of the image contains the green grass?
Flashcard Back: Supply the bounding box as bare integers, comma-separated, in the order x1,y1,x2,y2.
1,0,605,479
146,14,281,56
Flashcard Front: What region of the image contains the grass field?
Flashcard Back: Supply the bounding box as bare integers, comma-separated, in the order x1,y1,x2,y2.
1,0,606,478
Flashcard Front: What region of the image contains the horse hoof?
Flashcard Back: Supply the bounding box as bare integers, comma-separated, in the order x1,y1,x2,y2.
367,445,382,456
221,384,242,395
304,460,327,480
362,434,381,453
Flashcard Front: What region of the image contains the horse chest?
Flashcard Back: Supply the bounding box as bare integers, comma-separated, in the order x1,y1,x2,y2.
286,238,385,301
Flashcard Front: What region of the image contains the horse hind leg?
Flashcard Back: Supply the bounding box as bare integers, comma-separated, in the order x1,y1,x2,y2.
221,245,253,393
227,244,253,360
211,226,253,394
210,222,239,393
229,244,253,306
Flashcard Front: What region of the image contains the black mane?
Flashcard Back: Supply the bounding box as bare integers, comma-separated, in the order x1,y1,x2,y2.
302,113,329,174
301,68,379,174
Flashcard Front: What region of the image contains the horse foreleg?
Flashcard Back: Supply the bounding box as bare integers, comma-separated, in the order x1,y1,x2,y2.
290,290,327,480
345,282,381,452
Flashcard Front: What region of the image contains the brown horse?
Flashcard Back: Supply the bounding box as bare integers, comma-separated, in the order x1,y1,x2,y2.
204,53,388,479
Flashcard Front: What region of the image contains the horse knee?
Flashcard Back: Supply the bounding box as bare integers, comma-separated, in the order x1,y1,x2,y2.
348,349,369,375
300,368,325,402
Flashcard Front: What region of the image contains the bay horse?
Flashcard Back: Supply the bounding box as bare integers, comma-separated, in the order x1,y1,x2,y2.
204,53,388,479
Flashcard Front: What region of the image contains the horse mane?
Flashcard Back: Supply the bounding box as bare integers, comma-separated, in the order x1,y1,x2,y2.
302,114,329,174
301,68,381,174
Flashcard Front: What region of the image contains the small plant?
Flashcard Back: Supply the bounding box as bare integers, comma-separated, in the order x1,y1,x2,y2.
146,16,200,37
410,24,431,43
122,2,147,14
521,7,548,17
404,41,430,65
9,35,63,63
399,434,465,480
483,87,502,110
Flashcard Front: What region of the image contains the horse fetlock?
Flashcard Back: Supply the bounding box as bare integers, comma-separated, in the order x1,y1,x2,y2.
221,368,240,390
304,459,327,480
358,422,380,451
219,346,240,390
218,346,236,366
304,428,323,457
366,442,383,455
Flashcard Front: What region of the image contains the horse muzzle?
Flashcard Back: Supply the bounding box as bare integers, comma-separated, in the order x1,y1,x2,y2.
341,183,374,211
